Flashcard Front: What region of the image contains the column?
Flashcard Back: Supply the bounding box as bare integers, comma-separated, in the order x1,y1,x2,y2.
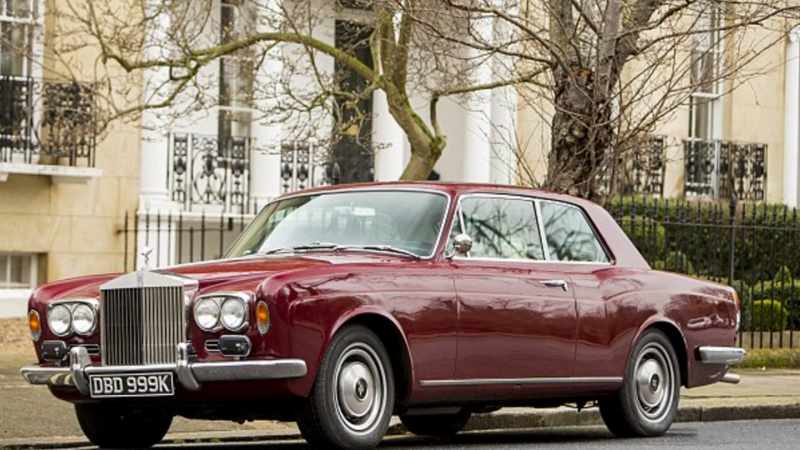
461,16,494,183
373,90,406,181
489,7,517,185
250,0,284,208
784,28,800,207
139,1,173,211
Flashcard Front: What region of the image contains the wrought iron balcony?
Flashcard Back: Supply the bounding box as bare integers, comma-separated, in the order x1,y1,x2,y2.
168,133,253,214
684,139,766,201
602,135,666,197
0,76,96,167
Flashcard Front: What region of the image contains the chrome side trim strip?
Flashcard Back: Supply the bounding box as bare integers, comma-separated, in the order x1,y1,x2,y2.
420,376,623,387
698,346,746,365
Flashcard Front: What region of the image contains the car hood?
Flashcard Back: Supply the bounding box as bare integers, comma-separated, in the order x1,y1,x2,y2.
36,253,398,302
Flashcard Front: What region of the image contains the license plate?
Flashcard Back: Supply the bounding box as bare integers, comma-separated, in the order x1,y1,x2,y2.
89,372,175,398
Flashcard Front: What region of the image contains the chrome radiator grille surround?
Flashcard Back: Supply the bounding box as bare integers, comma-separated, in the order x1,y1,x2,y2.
101,286,186,366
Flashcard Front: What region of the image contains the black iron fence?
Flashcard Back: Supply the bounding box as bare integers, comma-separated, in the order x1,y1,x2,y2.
610,196,799,349
0,76,97,166
121,194,799,350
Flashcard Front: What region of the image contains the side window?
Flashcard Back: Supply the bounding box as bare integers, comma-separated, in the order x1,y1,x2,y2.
460,197,544,260
540,202,608,263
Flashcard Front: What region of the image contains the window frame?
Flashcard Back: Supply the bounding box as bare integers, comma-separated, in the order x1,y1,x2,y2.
0,252,37,290
448,193,613,265
224,187,453,260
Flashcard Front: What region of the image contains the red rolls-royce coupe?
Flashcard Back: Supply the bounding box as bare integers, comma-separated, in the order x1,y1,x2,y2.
21,183,744,449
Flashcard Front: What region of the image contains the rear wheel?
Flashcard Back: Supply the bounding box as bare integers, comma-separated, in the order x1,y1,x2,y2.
400,409,472,436
600,329,680,437
297,325,394,450
75,404,172,448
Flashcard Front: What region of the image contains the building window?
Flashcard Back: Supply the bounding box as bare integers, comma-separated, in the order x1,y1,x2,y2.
685,2,724,198
689,2,722,142
0,0,35,77
0,253,36,290
218,0,254,141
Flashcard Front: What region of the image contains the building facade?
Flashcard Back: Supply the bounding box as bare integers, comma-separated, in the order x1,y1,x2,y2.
0,0,517,316
518,7,797,206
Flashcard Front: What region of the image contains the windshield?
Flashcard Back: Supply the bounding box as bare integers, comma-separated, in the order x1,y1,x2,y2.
225,190,449,258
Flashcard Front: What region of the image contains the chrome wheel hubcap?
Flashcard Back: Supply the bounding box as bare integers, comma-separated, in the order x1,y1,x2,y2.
333,343,387,435
634,343,674,422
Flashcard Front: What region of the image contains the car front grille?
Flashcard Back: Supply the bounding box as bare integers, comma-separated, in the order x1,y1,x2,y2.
101,286,185,366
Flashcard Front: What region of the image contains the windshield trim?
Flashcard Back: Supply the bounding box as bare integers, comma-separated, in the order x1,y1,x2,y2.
226,187,453,260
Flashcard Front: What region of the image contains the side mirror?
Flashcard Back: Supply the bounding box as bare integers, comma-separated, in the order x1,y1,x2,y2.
452,234,473,256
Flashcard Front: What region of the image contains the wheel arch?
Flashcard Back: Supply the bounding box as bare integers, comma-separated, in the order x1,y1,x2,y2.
334,312,415,407
638,321,688,388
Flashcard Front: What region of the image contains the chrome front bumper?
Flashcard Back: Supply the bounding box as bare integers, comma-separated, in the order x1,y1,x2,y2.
698,346,746,365
20,344,307,395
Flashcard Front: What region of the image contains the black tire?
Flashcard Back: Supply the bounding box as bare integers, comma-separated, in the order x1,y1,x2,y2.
600,329,680,437
297,325,395,450
75,404,172,449
400,409,472,436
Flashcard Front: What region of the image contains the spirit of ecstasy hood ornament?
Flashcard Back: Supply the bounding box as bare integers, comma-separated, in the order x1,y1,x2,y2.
140,246,154,271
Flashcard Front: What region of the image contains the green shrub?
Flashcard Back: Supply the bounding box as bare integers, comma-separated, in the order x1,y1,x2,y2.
775,266,794,284
619,215,666,255
746,299,788,332
752,281,800,329
653,251,696,275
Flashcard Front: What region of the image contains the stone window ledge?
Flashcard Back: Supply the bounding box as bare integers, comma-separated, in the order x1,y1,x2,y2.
0,163,103,184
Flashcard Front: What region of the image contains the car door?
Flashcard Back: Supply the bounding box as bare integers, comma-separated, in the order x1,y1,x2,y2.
449,195,579,383
537,199,614,381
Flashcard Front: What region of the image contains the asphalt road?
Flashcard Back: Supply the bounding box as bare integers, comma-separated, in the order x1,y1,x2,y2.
47,419,799,450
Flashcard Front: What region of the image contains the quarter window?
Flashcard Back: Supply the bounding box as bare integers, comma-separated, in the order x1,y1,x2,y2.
540,202,608,263
460,197,544,260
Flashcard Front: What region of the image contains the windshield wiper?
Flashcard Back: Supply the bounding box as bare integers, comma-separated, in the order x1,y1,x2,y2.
334,245,422,259
262,242,339,255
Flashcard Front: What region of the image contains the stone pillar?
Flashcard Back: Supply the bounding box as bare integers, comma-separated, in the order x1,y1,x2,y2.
373,90,406,181
461,17,494,183
138,1,173,211
784,28,800,207
249,2,285,209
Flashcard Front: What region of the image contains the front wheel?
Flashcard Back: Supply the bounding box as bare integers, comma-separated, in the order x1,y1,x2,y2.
600,329,680,437
75,404,172,448
297,325,394,450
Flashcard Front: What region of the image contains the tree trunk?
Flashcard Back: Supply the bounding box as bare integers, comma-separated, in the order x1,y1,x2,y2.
545,65,616,202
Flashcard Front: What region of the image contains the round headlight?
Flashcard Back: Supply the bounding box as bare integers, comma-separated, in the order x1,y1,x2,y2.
195,298,221,331
221,298,246,331
72,304,96,335
48,305,71,336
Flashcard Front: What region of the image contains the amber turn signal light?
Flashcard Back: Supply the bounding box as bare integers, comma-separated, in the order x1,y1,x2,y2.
29,310,42,341
256,301,270,334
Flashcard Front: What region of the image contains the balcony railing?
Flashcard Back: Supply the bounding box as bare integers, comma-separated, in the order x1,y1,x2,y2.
168,133,253,214
602,135,666,197
684,139,767,201
0,76,96,167
280,141,331,194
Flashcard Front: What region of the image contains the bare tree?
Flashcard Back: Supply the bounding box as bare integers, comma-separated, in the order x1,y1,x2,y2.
414,0,797,201
37,0,522,181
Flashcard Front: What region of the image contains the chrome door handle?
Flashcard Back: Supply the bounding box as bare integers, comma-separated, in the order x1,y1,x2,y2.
540,279,569,291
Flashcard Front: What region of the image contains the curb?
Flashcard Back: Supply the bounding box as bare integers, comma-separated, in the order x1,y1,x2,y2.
3,403,800,449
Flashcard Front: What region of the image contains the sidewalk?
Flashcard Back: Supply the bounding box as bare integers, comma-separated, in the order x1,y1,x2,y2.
2,366,799,449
